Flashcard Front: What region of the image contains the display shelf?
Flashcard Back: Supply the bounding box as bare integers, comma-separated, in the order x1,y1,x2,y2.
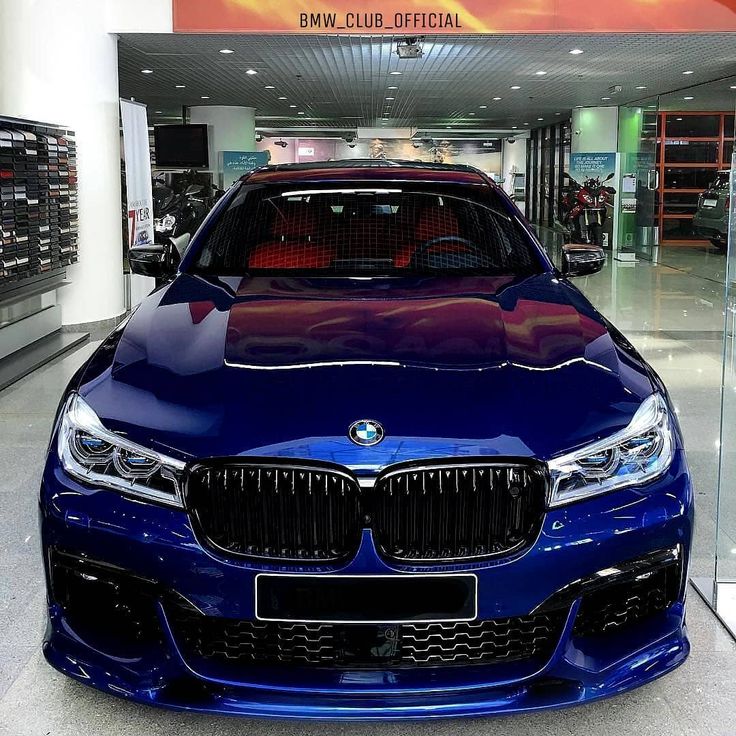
0,115,78,288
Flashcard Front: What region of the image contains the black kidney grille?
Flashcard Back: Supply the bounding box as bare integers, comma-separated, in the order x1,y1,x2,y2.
186,463,363,561
372,464,547,561
168,602,564,669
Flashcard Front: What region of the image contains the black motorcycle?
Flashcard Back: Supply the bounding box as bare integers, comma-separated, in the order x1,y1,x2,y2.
152,173,222,244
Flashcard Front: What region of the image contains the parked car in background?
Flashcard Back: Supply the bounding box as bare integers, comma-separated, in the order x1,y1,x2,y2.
693,171,731,250
41,160,692,719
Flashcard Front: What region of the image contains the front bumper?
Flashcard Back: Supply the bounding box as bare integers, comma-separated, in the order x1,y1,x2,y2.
39,452,693,719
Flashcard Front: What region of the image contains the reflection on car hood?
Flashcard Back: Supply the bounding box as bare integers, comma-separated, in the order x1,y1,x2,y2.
78,273,655,470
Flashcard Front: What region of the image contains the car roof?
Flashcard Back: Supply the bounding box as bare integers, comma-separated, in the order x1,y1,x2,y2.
243,159,492,186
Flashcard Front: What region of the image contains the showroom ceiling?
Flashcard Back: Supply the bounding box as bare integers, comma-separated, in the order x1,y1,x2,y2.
117,33,736,133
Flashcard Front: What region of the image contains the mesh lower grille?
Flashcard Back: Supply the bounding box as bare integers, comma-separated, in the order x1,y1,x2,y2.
168,604,564,669
573,563,681,637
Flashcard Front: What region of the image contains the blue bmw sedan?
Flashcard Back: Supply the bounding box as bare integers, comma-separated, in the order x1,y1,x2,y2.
40,161,692,719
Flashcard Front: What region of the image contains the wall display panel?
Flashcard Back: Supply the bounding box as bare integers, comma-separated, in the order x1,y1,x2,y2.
0,117,78,290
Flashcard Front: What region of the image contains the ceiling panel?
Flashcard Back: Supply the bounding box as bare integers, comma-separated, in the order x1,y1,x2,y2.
118,33,736,133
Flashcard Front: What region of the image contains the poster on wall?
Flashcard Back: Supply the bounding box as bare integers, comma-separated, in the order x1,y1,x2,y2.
173,0,736,33
120,99,155,303
565,153,617,248
221,150,270,187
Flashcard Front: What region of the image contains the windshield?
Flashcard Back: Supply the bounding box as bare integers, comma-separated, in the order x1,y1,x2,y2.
191,182,543,276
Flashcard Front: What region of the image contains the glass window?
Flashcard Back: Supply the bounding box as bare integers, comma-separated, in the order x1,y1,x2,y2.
664,167,721,190
724,141,734,166
665,115,720,138
663,193,701,215
724,115,735,139
192,183,543,276
664,141,719,164
662,217,698,240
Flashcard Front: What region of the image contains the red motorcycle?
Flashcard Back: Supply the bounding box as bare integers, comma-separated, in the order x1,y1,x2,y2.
561,172,616,246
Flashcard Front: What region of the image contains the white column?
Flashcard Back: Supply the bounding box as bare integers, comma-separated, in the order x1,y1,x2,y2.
187,106,256,187
0,0,125,326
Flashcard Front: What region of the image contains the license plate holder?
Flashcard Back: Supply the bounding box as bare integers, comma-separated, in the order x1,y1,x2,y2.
255,573,477,623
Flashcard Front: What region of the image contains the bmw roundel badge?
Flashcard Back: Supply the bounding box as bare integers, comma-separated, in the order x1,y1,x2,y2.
348,419,385,447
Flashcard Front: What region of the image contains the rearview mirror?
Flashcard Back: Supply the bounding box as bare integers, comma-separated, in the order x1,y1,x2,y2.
561,243,605,277
129,239,181,279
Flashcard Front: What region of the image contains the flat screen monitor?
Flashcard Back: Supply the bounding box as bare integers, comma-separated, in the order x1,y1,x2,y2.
154,124,209,168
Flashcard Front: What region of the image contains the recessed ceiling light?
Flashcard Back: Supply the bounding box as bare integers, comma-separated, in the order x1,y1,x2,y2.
493,96,502,101
469,112,476,116
141,69,154,74
537,117,544,121
382,118,388,121
569,48,584,55
635,86,647,90
730,85,736,90
155,110,163,114
684,96,694,100
479,105,487,109
200,96,210,99
289,104,297,108
575,105,583,108
219,48,235,54
511,125,518,129
510,85,521,90
535,71,547,76
297,111,305,115
601,97,611,101
388,85,398,90
523,122,529,125
245,69,258,75
278,96,287,100
175,84,186,88
265,85,275,89
555,112,561,115
385,97,395,100
676,117,683,121
682,70,694,75
389,71,402,75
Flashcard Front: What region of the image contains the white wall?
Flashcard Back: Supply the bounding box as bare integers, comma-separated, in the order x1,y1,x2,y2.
0,0,125,325
104,0,173,32
571,106,619,153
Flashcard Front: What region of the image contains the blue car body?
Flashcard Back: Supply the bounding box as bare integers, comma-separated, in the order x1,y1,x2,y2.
40,162,692,719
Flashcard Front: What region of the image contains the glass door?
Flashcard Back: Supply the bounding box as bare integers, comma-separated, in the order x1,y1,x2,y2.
692,78,736,638
617,96,660,261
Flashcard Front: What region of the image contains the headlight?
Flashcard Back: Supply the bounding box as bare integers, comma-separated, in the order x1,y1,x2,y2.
154,213,176,233
548,393,675,507
57,393,185,507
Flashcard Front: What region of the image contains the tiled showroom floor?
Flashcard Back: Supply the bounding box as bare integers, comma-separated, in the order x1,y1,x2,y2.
1,247,735,735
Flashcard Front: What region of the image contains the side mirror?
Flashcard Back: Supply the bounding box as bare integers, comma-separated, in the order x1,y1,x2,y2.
129,239,181,279
561,243,605,277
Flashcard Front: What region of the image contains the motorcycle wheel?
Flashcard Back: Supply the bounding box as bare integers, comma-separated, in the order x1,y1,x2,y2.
588,223,603,247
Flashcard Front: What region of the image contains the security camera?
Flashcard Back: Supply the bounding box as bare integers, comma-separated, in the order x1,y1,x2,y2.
255,133,263,143
347,142,356,148
274,140,288,148
344,134,356,144
506,137,516,144
412,141,423,149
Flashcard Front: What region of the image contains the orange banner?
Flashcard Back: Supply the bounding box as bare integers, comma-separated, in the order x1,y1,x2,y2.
174,0,736,33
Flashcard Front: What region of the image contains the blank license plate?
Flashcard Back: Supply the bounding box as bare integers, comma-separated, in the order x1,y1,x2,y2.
255,573,477,623
702,198,718,208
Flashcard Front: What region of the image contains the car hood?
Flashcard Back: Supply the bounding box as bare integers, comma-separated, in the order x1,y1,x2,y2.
78,273,655,471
